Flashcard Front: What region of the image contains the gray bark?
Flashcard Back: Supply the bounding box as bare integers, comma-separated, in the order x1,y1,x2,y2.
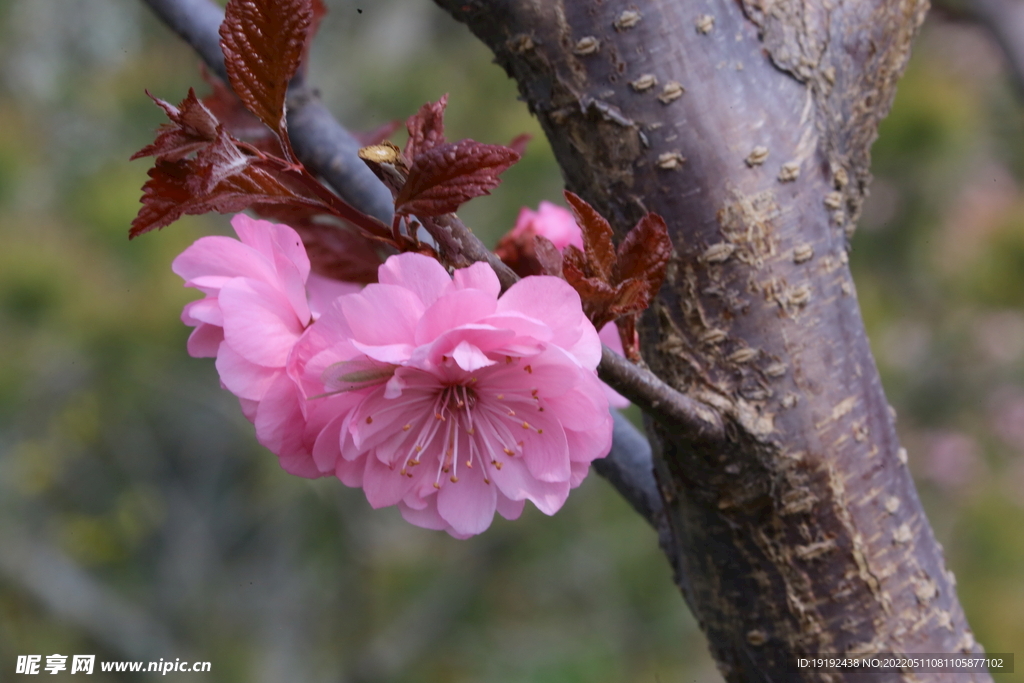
431,1,990,681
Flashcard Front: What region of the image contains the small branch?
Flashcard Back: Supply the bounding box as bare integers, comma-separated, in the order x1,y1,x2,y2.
598,347,724,442
966,0,1024,97
421,214,519,290
592,410,664,529
139,0,394,222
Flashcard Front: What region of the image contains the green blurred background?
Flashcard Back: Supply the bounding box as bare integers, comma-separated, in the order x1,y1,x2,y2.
0,1,1021,681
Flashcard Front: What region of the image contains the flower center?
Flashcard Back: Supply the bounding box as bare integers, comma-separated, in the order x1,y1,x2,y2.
392,372,545,489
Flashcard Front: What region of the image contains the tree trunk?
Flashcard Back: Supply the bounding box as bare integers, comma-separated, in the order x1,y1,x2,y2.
432,1,990,681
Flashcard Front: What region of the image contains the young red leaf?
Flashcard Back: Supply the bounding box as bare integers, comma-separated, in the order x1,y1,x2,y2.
532,235,563,277
131,89,220,162
130,131,317,239
394,140,519,217
404,95,448,161
615,316,642,363
200,68,279,146
609,278,652,317
219,0,312,137
507,133,532,157
615,213,672,302
563,190,616,281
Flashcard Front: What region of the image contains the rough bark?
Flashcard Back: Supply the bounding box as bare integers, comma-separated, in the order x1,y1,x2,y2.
432,1,990,681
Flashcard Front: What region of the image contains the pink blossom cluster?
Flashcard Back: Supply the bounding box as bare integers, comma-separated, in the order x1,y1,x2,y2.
174,214,613,537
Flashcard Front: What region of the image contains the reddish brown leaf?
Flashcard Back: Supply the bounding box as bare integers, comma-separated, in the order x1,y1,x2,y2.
200,67,279,145
615,317,642,362
131,89,220,161
609,278,652,317
532,235,563,277
615,212,671,302
563,190,616,281
494,227,561,278
562,244,588,275
404,95,448,161
507,133,532,157
394,139,519,217
219,0,312,136
130,132,317,239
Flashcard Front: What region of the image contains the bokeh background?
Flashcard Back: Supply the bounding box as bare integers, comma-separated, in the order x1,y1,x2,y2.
0,0,1021,681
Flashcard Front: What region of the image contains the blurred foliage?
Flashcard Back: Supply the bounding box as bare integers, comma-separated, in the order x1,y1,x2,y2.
0,1,1021,681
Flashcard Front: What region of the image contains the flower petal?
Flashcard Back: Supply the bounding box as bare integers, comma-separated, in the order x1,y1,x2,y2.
377,252,451,307
436,463,497,536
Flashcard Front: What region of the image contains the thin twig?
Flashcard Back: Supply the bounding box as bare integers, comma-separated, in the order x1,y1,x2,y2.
599,347,724,441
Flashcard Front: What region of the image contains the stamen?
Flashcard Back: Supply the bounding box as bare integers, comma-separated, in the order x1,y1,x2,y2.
524,364,532,373
450,476,459,483
366,416,373,424
403,424,411,431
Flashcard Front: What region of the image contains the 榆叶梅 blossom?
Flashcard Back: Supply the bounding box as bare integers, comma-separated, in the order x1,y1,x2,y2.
289,253,613,538
172,214,359,477
174,217,613,538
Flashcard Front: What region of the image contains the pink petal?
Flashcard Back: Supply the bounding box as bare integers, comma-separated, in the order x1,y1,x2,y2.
172,234,276,285
451,340,494,372
231,214,310,283
450,261,500,298
215,343,279,401
220,279,305,367
517,408,571,483
565,420,613,464
489,456,570,515
569,461,590,488
362,454,419,508
254,372,309,461
341,284,424,347
186,323,223,358
536,201,583,250
183,297,224,327
377,253,452,307
436,464,497,536
414,289,498,345
398,499,448,531
307,273,361,319
335,453,365,487
312,412,346,473
495,494,525,521
497,276,600,368
409,325,514,371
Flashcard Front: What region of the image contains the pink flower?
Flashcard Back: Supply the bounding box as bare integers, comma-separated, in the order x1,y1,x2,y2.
502,201,629,408
173,214,359,477
511,200,583,251
290,253,613,538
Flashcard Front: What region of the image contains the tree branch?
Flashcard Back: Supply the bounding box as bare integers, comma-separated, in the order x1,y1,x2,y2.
964,0,1024,96
431,1,990,681
592,410,663,528
140,0,395,223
